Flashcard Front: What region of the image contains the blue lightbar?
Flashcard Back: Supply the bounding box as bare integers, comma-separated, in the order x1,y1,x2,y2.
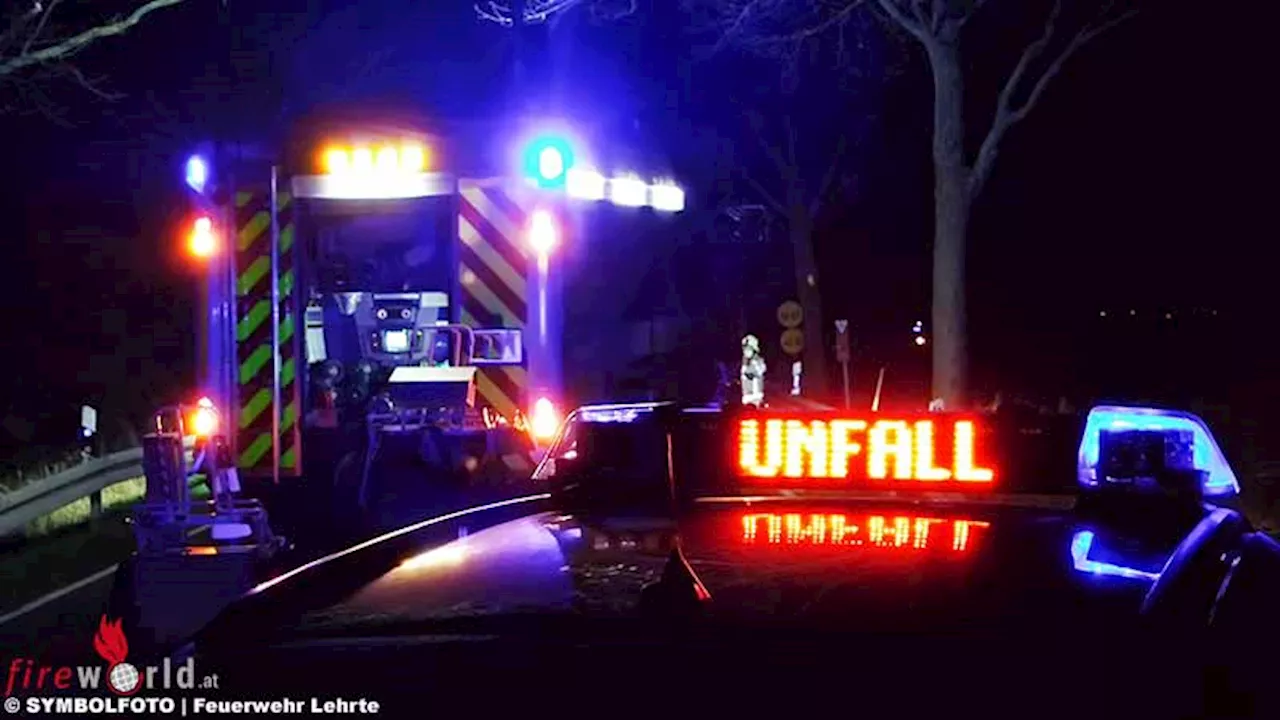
577,402,663,424
574,402,721,424
1070,531,1159,581
1077,405,1240,497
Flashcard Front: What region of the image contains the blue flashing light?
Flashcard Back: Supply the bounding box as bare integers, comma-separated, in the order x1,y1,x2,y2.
185,155,209,194
576,401,722,424
1070,531,1160,581
523,136,575,188
1077,405,1240,498
539,147,564,181
580,406,649,423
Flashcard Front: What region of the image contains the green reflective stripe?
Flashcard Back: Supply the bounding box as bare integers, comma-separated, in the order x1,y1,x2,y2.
280,268,295,299
237,301,270,342
239,345,270,385
240,388,271,429
235,192,254,208
238,317,296,386
281,447,297,470
281,223,295,254
239,367,296,417
282,400,298,432
238,249,294,299
281,357,295,387
237,280,294,335
237,256,270,297
238,434,271,468
238,212,270,252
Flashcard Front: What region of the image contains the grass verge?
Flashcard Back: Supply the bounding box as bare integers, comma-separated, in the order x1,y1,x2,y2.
0,478,210,614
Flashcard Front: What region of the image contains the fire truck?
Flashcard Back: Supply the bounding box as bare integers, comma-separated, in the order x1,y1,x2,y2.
181,114,687,525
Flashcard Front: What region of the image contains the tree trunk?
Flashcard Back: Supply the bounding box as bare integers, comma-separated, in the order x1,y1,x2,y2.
927,42,972,410
790,211,829,397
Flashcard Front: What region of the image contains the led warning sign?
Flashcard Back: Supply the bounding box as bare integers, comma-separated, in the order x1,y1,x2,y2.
740,513,990,553
735,416,996,486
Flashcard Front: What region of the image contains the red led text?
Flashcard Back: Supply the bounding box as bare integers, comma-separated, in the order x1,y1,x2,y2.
740,513,990,552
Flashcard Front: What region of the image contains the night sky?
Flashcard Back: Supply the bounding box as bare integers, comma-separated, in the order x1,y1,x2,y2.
0,0,1269,454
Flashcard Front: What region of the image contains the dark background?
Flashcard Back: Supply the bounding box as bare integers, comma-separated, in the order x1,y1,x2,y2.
0,1,1271,498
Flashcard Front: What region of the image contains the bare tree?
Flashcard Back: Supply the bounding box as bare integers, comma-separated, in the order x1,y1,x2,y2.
0,0,185,114
680,3,880,397
474,0,637,25
695,0,1135,408
734,105,850,395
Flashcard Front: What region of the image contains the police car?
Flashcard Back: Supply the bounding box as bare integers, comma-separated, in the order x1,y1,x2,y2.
182,401,1280,716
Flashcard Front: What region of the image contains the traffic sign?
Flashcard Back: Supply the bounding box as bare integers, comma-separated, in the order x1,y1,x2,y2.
834,320,851,408
777,301,803,328
780,328,804,355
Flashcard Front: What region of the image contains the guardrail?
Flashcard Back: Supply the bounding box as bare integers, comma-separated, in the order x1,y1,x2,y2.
0,437,196,540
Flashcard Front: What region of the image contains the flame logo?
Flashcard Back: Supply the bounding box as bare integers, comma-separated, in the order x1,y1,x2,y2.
93,616,129,665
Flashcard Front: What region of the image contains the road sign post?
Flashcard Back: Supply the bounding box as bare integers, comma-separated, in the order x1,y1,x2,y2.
835,320,851,409
780,328,804,356
776,300,803,329
778,301,805,372
872,366,887,412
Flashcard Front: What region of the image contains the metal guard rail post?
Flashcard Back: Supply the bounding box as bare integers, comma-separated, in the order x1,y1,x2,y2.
0,437,196,539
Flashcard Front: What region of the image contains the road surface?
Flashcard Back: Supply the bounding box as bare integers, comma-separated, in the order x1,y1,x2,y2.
0,568,115,665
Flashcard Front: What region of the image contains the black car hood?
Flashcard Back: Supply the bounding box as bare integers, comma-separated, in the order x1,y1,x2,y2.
206,497,1167,642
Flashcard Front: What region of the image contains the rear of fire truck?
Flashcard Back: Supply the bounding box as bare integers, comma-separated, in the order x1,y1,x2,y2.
183,116,687,530
113,117,687,652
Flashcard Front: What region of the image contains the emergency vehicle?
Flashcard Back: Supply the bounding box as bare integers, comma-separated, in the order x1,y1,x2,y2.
179,115,687,512
182,401,1280,716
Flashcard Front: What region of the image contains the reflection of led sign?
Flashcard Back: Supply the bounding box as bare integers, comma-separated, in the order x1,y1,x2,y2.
740,513,990,552
736,417,995,485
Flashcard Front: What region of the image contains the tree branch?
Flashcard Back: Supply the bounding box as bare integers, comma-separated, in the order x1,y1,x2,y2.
22,0,62,56
970,2,1136,197
705,0,761,55
959,0,992,27
925,0,945,34
744,107,794,183
1014,8,1137,126
0,0,186,79
696,0,867,59
809,133,849,218
63,64,123,101
875,0,930,43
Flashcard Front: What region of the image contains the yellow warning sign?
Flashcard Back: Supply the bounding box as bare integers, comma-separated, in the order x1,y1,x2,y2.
776,301,803,328
780,328,804,355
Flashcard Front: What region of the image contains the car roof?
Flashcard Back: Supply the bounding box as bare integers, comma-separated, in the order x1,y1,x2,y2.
204,498,1171,644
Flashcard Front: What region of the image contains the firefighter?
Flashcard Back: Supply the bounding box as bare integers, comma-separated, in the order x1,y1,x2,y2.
740,334,766,407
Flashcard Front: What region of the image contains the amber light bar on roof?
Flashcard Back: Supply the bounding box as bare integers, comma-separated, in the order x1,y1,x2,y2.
292,141,447,200
735,415,996,487
738,513,991,552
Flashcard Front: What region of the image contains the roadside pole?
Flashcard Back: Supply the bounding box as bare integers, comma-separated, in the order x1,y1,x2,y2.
835,320,851,409
872,366,887,412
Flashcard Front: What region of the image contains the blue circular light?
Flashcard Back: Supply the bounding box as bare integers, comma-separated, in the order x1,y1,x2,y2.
538,147,565,181
524,136,574,188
